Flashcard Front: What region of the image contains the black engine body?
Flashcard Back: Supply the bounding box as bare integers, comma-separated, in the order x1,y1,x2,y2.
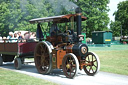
72,43,88,59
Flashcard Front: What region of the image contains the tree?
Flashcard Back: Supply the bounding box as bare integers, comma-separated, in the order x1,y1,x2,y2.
76,0,110,37
112,1,128,36
110,21,121,36
0,0,50,37
0,1,11,36
0,0,110,37
13,0,49,32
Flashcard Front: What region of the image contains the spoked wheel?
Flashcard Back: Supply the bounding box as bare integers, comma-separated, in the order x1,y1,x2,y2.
14,57,22,70
83,52,100,76
0,56,3,66
62,53,79,79
34,42,52,74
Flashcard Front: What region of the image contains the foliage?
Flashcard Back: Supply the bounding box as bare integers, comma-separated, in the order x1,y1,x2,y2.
0,1,10,36
76,0,110,37
0,0,49,37
0,0,110,37
111,1,128,36
110,21,121,36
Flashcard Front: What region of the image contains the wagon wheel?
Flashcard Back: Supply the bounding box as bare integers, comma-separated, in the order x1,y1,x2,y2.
34,42,52,74
62,53,79,79
14,57,22,70
83,52,100,76
0,56,3,66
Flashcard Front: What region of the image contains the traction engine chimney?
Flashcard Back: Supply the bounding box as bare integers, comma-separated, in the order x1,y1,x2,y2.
75,7,82,42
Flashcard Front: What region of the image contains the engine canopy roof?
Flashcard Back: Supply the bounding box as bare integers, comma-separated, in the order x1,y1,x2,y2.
29,14,87,24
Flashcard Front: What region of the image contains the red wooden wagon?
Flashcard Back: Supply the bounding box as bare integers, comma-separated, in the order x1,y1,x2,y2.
0,40,37,69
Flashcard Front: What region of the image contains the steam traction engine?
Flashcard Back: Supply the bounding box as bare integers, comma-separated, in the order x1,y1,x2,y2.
30,7,100,78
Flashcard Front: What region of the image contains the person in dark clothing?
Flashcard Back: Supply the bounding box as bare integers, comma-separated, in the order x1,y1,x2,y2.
36,23,44,41
18,32,24,42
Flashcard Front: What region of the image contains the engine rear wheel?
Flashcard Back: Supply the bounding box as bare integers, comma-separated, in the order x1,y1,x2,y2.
34,42,52,74
83,52,100,76
62,53,79,79
14,57,22,70
0,56,3,66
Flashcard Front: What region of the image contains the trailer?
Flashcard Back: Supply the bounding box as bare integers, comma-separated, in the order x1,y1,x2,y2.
0,39,37,69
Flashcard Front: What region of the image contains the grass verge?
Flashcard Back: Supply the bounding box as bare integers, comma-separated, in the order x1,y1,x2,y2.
0,68,58,85
89,45,128,75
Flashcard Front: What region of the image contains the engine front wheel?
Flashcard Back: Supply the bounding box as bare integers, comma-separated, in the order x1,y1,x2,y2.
62,53,79,79
83,52,100,76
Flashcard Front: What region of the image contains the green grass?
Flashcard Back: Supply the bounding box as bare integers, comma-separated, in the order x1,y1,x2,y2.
0,45,127,85
0,68,58,85
89,45,128,75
